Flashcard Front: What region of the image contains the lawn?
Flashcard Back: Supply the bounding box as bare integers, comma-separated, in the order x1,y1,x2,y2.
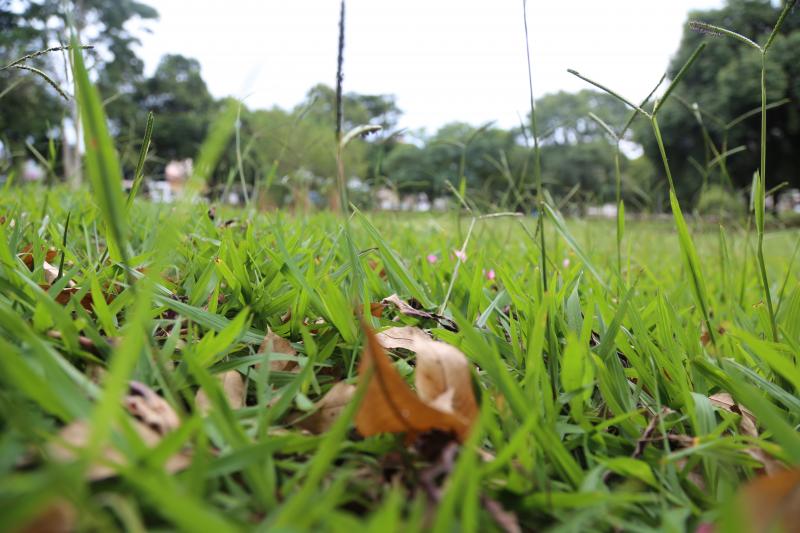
1,185,799,532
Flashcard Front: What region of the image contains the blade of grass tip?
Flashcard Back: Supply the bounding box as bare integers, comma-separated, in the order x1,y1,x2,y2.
354,209,432,307
725,98,791,130
71,35,129,268
190,99,238,198
543,203,607,289
567,69,649,117
763,0,798,52
234,101,250,206
522,0,549,293
620,74,667,135
653,42,706,116
669,188,716,346
55,211,70,282
587,112,619,141
126,111,154,209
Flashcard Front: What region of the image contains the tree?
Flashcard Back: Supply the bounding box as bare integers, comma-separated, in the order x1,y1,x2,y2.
636,0,800,204
135,54,215,162
0,0,158,180
526,90,632,205
535,90,630,146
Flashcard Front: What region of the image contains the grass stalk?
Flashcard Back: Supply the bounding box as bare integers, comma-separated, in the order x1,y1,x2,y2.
522,0,547,293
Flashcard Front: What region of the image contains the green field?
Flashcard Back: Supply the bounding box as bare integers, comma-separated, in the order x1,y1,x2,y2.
3,1,800,531
1,185,799,531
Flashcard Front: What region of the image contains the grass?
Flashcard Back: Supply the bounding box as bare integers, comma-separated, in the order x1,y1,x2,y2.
1,188,799,531
2,2,799,531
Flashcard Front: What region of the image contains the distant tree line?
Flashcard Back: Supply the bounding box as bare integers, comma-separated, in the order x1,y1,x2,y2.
1,0,798,212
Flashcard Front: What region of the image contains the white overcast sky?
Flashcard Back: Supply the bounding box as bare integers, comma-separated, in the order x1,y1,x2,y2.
135,1,724,134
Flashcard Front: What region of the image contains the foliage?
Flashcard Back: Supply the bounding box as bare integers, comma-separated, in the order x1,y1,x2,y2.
636,0,800,200
1,186,799,531
696,184,746,218
0,0,158,177
132,54,216,163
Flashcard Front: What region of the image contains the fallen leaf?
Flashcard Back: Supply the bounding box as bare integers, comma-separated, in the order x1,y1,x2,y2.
710,392,783,474
381,293,458,331
734,468,800,533
38,284,95,311
259,330,298,373
125,381,180,435
293,381,356,434
47,418,191,481
482,496,522,533
18,244,58,270
355,323,472,442
710,392,759,437
47,383,188,480
19,498,76,533
195,370,245,414
369,301,385,318
376,326,478,423
46,330,118,357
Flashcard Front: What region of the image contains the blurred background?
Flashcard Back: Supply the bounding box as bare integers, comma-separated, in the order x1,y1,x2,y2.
1,0,798,218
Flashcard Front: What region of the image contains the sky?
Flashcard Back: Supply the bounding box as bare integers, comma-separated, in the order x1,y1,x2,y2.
136,0,725,134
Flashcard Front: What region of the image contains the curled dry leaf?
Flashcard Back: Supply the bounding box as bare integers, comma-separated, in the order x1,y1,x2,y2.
46,330,117,357
355,323,474,442
126,381,180,435
292,381,356,434
709,392,757,437
42,260,72,286
710,392,784,474
377,326,478,423
259,330,298,373
195,370,245,414
48,382,189,480
369,301,385,318
19,498,77,533
734,468,800,533
47,418,191,481
18,244,58,270
381,293,458,332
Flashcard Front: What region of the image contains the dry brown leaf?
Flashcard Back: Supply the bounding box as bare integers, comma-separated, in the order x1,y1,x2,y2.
46,330,118,357
259,330,298,373
369,301,385,318
195,370,245,414
356,323,472,442
293,381,356,434
125,381,180,435
18,244,58,270
710,392,758,437
19,498,77,533
381,293,458,331
39,283,94,311
709,392,785,474
47,419,191,481
377,326,478,423
735,468,800,533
